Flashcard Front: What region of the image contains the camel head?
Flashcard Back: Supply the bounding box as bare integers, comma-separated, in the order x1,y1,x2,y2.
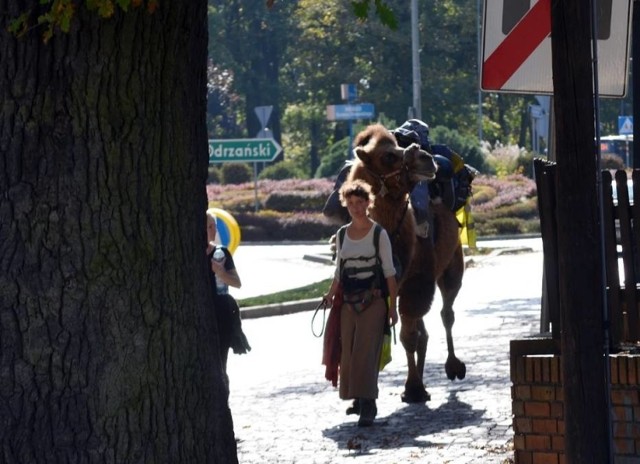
322,124,437,224
352,124,436,197
402,142,438,186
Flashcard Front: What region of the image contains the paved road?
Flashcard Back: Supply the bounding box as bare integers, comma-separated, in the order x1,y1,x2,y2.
229,242,335,301
229,237,543,301
226,239,544,463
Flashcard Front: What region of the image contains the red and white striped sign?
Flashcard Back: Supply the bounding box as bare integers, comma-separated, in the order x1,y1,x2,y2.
481,0,632,96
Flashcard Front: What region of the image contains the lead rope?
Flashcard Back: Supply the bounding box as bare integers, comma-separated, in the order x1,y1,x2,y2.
366,166,403,197
311,298,328,337
389,199,410,244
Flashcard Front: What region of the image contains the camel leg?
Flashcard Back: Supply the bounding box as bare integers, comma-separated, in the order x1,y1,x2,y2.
438,244,466,381
397,236,437,403
399,315,431,403
415,317,428,385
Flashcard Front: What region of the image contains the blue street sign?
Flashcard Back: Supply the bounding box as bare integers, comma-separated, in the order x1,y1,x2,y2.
341,84,357,102
326,103,375,121
618,116,633,135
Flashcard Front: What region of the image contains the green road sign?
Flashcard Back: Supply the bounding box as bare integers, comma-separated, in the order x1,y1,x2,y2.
208,138,282,163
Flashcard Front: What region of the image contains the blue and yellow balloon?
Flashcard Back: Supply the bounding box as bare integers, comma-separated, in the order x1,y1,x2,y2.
208,207,241,253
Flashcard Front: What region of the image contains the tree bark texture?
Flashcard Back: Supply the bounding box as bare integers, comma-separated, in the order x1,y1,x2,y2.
550,0,609,462
0,2,237,463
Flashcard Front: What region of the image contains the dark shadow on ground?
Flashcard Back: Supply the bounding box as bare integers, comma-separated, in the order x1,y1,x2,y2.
462,297,540,317
321,391,485,452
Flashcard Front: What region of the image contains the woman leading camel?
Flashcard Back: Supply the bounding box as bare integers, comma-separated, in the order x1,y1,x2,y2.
323,179,399,427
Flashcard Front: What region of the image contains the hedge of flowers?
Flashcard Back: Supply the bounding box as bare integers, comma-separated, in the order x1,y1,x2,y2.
206,174,539,241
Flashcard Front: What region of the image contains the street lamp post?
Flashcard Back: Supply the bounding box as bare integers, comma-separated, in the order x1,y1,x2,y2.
411,0,421,120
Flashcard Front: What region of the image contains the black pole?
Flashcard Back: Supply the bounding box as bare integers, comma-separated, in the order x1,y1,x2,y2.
551,0,609,460
633,0,640,168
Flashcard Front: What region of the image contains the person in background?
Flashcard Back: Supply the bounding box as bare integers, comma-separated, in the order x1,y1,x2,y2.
206,210,243,379
323,180,398,427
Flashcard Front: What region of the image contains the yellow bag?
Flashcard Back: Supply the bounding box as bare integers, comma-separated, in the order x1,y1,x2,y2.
456,199,477,249
378,333,392,370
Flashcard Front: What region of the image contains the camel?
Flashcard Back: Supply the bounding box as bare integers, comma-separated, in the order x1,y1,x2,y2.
324,123,466,403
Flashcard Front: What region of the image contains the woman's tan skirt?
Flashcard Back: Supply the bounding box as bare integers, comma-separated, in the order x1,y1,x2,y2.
338,296,386,400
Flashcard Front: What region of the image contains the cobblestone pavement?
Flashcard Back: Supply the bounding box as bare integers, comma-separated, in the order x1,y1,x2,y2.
227,248,543,464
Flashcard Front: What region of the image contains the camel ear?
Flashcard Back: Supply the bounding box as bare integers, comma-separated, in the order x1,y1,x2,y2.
354,147,369,162
402,143,420,153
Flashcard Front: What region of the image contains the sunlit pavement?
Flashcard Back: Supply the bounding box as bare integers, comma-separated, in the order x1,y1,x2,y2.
229,242,335,301
226,238,543,463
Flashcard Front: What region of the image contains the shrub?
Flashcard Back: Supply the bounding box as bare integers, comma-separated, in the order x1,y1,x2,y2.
497,199,539,219
209,190,261,213
601,153,625,170
315,138,350,178
207,166,221,184
256,178,334,195
484,143,524,177
514,151,534,178
279,212,337,240
470,184,497,205
471,174,537,213
264,191,327,212
430,126,488,174
221,163,253,184
479,217,527,235
234,211,336,241
258,160,305,180
206,178,335,214
205,174,541,241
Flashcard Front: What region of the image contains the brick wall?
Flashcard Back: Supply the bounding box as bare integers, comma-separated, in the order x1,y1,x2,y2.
511,348,640,464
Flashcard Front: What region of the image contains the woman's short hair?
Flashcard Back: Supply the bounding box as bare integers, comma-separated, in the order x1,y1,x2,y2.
339,179,374,206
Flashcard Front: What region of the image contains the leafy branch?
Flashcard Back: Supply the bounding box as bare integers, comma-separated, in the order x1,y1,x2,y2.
8,0,158,42
265,0,398,30
351,0,398,30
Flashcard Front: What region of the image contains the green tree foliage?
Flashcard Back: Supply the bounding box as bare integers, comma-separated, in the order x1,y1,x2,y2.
207,60,244,138
209,0,633,176
315,138,351,178
430,126,488,174
207,165,222,184
208,1,297,145
283,0,375,105
281,104,332,177
9,0,158,41
419,0,481,133
258,160,305,180
351,0,398,29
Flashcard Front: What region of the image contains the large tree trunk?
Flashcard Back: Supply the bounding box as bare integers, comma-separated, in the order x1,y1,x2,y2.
0,2,237,463
551,0,609,462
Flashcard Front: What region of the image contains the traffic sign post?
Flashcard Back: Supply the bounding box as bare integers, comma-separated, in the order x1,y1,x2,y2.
208,138,282,164
328,85,376,160
254,106,273,130
618,116,634,135
326,103,375,121
341,84,357,102
481,0,631,96
209,137,283,213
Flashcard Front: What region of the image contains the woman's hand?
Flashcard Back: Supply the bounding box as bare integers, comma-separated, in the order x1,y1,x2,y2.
388,305,399,326
211,259,225,275
323,278,340,305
